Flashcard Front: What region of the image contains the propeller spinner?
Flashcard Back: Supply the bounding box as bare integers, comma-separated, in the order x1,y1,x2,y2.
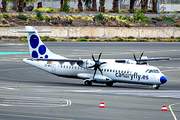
88,52,106,79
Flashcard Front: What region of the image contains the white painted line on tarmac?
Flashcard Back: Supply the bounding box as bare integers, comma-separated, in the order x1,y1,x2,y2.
0,86,16,90
169,103,180,120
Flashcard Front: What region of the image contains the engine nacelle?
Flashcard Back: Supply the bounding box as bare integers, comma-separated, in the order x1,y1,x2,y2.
77,60,95,68
94,75,112,83
125,59,136,64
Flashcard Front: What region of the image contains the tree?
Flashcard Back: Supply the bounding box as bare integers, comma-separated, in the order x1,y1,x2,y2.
130,0,137,13
18,0,24,12
99,0,105,12
92,0,97,11
112,0,119,12
60,0,64,11
78,0,83,11
1,0,7,12
141,0,148,13
82,0,92,8
152,0,158,13
13,0,17,10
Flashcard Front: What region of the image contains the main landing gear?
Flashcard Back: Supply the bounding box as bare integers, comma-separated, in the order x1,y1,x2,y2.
106,82,113,87
84,80,92,86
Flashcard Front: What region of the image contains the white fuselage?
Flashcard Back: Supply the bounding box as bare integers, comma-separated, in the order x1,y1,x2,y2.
23,59,164,85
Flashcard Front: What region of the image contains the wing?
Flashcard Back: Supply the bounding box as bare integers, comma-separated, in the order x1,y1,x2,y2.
136,57,171,61
35,58,83,62
33,58,83,65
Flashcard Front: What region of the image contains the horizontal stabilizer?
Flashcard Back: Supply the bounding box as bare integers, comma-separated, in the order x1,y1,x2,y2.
10,31,51,33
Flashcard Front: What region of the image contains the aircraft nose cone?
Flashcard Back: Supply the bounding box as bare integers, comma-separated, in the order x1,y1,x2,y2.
160,76,167,84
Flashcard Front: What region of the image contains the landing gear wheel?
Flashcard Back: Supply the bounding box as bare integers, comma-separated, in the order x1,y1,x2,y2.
152,85,160,89
84,81,92,86
106,82,113,87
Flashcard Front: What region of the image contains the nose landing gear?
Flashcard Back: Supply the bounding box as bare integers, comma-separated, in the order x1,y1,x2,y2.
151,85,160,89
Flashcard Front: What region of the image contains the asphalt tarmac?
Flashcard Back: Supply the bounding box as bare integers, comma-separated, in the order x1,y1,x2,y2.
0,41,180,120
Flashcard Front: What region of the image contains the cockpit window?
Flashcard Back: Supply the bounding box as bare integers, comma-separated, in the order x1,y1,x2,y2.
154,70,160,73
149,70,153,73
148,69,160,73
145,69,149,73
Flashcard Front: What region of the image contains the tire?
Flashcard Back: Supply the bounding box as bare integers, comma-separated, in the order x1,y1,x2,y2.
106,82,113,87
84,81,92,86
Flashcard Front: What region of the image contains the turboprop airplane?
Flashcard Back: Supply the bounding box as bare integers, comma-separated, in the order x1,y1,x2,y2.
11,26,170,89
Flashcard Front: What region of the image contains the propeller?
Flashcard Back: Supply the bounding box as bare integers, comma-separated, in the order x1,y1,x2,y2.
133,52,144,64
88,52,106,79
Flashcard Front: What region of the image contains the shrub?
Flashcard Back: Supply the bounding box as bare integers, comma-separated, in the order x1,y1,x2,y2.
116,37,124,41
162,16,175,23
133,10,151,23
18,14,28,20
62,0,70,13
108,9,114,13
48,8,58,12
3,14,9,19
84,7,91,11
3,24,10,27
41,36,57,41
20,37,27,41
77,38,87,41
96,13,104,21
128,36,135,39
95,22,99,26
11,13,17,17
36,10,43,20
146,9,153,13
126,23,130,28
83,23,88,26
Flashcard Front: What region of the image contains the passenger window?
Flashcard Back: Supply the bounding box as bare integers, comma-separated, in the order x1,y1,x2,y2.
64,66,65,68
119,70,121,73
121,70,123,73
69,66,71,69
116,70,118,72
124,71,126,73
75,66,76,69
104,69,106,72
110,69,112,72
72,67,73,69
113,70,115,72
107,69,109,72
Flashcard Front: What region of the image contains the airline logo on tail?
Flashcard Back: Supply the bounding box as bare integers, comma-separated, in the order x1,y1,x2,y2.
29,34,48,59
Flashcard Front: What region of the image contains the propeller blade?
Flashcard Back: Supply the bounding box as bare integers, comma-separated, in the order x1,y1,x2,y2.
93,67,97,79
92,54,95,62
98,67,103,76
139,52,144,62
88,65,95,68
98,52,103,62
133,53,137,62
100,62,106,65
